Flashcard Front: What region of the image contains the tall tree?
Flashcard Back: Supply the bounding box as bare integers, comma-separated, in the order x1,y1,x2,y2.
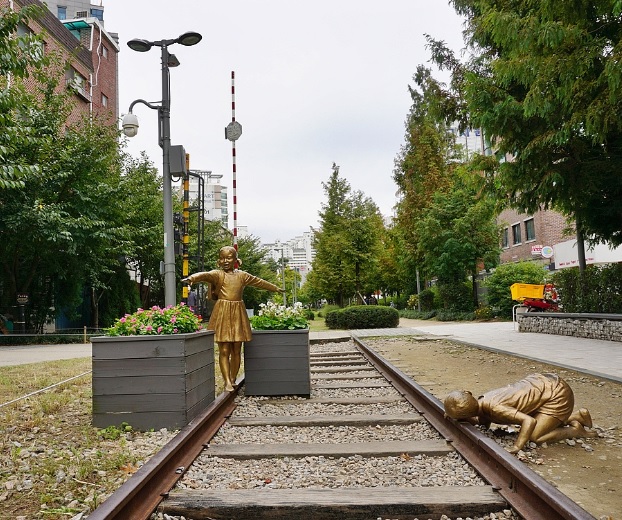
0,2,47,189
393,66,459,265
311,164,384,306
415,170,500,309
445,0,622,246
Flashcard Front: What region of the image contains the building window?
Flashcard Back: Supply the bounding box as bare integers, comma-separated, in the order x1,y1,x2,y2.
502,227,509,249
57,6,67,20
65,68,90,101
17,23,44,59
512,223,522,245
524,218,535,241
102,45,108,59
101,93,108,107
90,8,104,21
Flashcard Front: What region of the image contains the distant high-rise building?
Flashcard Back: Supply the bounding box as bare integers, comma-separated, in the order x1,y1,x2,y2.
185,170,229,227
263,230,316,284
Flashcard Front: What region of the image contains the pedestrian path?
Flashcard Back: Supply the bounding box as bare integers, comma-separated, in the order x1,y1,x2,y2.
312,319,622,384
2,320,621,384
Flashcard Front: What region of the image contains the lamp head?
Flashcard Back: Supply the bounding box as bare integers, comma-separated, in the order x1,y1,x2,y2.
121,113,139,137
177,31,202,46
127,38,153,52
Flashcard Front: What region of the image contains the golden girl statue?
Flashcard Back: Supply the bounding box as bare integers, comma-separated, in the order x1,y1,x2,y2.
182,246,284,392
444,373,596,454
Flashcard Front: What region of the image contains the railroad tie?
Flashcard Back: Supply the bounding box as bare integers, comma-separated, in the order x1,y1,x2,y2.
312,373,384,380
313,380,391,388
227,413,422,427
256,396,406,405
205,439,452,459
311,365,376,373
161,487,507,520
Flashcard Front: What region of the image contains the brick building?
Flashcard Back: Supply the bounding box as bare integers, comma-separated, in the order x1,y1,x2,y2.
498,207,570,267
3,0,119,124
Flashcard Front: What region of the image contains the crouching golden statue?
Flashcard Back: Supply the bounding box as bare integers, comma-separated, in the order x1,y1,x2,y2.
444,373,597,454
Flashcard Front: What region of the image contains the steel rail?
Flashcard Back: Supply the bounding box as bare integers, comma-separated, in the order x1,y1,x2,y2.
87,387,238,520
352,333,595,520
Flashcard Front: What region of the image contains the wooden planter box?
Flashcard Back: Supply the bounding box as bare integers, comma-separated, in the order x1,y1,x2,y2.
243,329,310,397
91,330,215,431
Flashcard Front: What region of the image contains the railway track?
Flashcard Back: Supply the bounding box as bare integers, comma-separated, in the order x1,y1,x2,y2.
87,334,595,520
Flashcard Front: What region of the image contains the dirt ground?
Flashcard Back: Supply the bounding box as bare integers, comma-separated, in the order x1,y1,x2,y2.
364,335,622,520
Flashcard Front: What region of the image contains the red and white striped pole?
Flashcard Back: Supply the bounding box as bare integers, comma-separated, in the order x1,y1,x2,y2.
225,71,243,263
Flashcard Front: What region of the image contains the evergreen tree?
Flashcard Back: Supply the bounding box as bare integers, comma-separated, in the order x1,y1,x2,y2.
443,0,622,245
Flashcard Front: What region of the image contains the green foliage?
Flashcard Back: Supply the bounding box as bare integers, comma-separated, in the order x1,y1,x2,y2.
105,304,202,336
97,422,133,441
249,302,309,330
552,264,622,313
418,289,436,311
400,309,437,320
474,304,494,320
439,0,622,245
437,281,474,312
484,262,547,318
435,310,476,322
309,164,385,306
325,305,399,330
317,304,340,317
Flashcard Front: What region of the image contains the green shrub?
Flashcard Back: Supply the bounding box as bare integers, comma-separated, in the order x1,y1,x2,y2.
418,289,436,311
552,264,622,313
474,304,494,320
438,281,473,312
484,261,547,318
303,309,315,320
317,304,340,318
325,305,399,329
400,309,437,320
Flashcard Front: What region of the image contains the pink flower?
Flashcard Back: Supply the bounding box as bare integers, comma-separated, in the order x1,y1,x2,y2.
119,317,126,323
170,316,177,323
157,326,163,333
173,328,178,333
146,325,153,332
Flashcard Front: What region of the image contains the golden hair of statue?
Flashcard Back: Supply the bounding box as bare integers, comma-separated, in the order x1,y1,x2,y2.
444,373,597,454
181,246,284,392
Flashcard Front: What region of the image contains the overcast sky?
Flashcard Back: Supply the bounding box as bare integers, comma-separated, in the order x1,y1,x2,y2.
103,1,466,244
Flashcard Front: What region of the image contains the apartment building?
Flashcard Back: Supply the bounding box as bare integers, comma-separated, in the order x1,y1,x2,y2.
263,231,316,284
4,0,119,124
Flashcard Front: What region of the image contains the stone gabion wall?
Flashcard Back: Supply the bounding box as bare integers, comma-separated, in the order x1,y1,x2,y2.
517,315,622,342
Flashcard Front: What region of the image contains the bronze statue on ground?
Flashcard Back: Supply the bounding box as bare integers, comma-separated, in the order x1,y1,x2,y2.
182,246,283,392
444,373,597,453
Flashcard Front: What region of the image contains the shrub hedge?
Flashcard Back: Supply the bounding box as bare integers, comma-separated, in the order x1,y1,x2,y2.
325,305,399,329
552,264,622,313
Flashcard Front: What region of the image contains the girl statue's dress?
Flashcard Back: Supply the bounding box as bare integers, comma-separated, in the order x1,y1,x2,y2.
182,246,282,392
189,269,281,343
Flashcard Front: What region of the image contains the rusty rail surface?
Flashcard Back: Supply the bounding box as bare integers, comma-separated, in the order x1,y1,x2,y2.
88,335,595,520
87,388,238,520
352,334,595,520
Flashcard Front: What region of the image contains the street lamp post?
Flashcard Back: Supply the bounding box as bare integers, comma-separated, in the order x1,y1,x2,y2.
121,31,202,307
274,248,286,306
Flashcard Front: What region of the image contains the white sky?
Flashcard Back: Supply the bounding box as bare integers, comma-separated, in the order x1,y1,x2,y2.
103,1,466,244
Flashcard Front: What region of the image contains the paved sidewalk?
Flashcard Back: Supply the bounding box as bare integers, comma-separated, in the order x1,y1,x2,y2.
0,343,92,367
312,319,622,384
2,321,621,384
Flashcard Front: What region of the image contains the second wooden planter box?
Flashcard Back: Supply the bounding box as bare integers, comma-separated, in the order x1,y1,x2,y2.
243,329,310,397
